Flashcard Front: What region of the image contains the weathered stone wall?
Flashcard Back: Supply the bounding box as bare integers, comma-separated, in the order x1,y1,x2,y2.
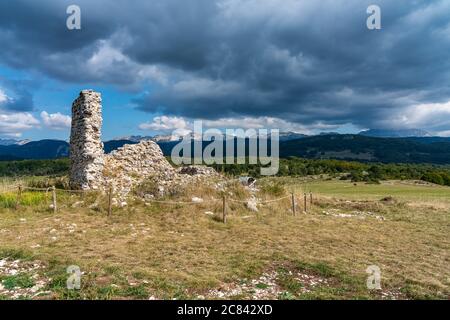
69,90,104,190
102,140,178,198
101,143,220,201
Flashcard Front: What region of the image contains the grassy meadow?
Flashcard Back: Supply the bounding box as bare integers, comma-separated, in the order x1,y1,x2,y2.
293,178,450,204
0,176,448,300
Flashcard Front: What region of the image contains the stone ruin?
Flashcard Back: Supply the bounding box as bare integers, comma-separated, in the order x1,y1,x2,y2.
69,90,218,202
69,90,104,190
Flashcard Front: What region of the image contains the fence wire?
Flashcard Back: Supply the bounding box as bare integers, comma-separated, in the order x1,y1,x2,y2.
1,182,313,216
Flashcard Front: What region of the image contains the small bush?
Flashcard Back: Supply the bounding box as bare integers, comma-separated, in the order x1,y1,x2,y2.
0,274,35,289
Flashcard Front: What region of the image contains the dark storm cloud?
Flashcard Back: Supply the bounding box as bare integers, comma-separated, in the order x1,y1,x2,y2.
0,78,35,112
1,89,34,112
0,0,449,129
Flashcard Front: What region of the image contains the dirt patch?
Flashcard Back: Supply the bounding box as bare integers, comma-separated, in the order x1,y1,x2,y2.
322,208,385,221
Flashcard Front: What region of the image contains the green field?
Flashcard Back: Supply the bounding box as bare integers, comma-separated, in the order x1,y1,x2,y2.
295,179,450,203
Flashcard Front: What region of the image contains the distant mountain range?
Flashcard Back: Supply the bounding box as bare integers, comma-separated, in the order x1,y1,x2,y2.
2,130,450,164
359,128,431,138
279,132,308,141
0,140,69,160
114,131,308,142
0,138,31,146
113,129,434,142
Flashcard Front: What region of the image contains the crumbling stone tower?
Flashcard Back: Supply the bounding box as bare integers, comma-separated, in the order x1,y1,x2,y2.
69,90,105,190
68,89,216,199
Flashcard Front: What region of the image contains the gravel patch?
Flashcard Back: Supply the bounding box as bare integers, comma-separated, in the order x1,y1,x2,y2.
0,259,51,299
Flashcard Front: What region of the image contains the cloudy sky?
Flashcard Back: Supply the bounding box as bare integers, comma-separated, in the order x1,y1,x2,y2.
0,0,449,140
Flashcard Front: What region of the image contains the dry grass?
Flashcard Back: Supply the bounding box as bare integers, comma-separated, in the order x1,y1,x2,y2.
0,179,448,299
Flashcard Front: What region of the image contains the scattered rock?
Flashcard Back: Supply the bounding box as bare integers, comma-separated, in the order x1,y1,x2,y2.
191,197,204,203
246,197,259,212
207,268,331,300
71,201,84,208
380,196,396,204
0,259,50,299
88,202,99,209
239,176,256,187
322,209,385,221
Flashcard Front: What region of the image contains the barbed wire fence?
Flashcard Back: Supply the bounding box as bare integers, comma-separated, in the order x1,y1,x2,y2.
0,182,316,223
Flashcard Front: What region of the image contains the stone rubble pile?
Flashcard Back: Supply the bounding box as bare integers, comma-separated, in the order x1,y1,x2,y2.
102,140,178,197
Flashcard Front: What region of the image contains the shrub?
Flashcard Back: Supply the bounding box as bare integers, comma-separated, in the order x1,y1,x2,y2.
421,172,445,185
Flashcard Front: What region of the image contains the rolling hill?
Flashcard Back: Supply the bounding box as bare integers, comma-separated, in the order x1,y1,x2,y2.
0,140,69,160
359,128,431,138
2,134,450,164
279,134,450,164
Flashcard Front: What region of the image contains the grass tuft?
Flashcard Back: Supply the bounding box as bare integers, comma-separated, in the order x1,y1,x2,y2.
1,274,35,289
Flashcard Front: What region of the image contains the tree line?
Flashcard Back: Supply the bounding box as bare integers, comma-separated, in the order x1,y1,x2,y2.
2,157,450,187
211,157,450,186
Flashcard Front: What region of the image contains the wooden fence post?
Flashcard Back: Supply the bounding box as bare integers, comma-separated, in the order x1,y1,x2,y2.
291,192,296,216
108,185,113,216
52,186,57,213
15,185,22,210
222,195,227,223
310,192,313,206
304,193,307,213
